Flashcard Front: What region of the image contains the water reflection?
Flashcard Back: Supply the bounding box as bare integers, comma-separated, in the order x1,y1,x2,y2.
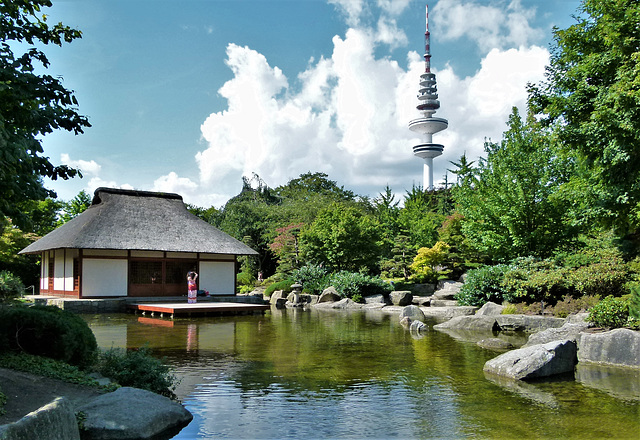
84,310,640,439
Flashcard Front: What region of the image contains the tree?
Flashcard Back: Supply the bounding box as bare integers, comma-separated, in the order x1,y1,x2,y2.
300,203,381,273
398,185,450,250
0,0,90,228
529,0,640,237
57,190,91,224
452,107,577,262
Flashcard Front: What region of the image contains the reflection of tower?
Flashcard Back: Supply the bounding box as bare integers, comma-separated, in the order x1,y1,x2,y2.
409,5,448,190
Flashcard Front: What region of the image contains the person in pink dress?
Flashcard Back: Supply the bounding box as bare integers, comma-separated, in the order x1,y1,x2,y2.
187,271,198,304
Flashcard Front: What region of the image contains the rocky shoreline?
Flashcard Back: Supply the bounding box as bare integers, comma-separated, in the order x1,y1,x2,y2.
270,280,640,400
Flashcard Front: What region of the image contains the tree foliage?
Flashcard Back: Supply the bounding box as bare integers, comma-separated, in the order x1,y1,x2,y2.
529,0,640,236
300,202,381,273
452,108,577,262
0,0,90,226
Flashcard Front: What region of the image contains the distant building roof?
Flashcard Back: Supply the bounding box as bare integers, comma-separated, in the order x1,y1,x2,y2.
20,187,258,256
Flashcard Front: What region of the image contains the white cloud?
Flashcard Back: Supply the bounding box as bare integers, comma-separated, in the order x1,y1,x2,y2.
328,0,365,26
433,0,543,53
191,3,550,204
60,153,101,176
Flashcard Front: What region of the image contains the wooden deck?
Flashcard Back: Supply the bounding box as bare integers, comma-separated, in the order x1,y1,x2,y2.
127,301,270,317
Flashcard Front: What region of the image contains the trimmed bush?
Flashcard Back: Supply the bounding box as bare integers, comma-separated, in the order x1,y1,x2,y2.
0,305,97,369
455,264,512,307
0,271,24,303
264,278,295,297
586,296,629,329
328,271,391,300
96,346,177,399
293,264,329,294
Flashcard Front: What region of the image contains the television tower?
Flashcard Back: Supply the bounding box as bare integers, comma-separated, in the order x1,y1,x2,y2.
408,5,448,190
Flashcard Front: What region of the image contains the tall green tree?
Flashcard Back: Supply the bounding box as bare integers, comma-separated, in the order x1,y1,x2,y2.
57,190,91,224
453,107,577,262
1,0,90,229
300,203,381,273
529,0,640,237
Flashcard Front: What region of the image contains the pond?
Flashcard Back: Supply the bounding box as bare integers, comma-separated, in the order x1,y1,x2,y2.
83,309,640,439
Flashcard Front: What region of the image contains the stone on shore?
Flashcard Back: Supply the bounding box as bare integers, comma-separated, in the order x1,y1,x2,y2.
433,315,498,332
399,305,426,323
364,294,388,305
390,291,413,306
524,321,591,347
0,397,80,440
410,320,427,333
576,328,640,368
483,340,577,380
78,387,193,440
269,290,287,305
495,315,565,332
475,302,504,316
318,287,341,303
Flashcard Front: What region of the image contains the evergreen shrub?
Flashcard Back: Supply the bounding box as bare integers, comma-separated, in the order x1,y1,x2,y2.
264,278,295,297
293,264,329,294
586,296,629,329
455,264,512,307
0,271,24,303
0,305,97,369
97,346,177,399
328,271,391,300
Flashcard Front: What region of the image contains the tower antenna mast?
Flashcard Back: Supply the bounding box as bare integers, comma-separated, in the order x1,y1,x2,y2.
408,4,448,191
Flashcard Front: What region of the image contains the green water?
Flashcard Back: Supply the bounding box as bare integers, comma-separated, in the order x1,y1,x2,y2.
84,309,640,439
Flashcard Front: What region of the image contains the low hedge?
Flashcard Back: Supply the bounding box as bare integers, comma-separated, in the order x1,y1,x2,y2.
0,305,98,369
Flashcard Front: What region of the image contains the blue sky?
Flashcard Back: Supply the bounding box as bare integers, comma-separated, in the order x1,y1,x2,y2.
39,0,581,207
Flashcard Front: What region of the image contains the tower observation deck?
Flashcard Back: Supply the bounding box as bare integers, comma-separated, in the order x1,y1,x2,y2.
408,5,448,190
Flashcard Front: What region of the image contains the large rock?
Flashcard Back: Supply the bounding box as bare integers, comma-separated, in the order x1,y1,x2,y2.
412,296,432,307
433,315,498,332
495,315,565,332
433,281,463,300
269,290,287,305
483,340,577,380
390,291,413,306
430,299,458,307
329,298,362,309
410,320,427,333
422,306,478,321
524,321,591,347
576,328,640,368
475,302,504,316
318,287,341,303
399,305,426,322
78,387,193,440
0,397,80,440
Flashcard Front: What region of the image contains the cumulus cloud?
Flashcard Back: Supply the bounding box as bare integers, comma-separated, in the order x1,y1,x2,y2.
433,0,543,53
192,1,549,205
60,153,101,176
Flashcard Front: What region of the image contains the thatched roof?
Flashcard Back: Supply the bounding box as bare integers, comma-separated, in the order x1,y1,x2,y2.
20,188,258,255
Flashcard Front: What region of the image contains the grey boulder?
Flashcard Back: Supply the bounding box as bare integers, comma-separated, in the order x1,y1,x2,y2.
390,291,413,306
576,328,640,368
483,339,577,380
433,315,498,332
475,301,504,316
78,387,192,440
318,287,341,303
524,321,591,347
399,305,426,322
